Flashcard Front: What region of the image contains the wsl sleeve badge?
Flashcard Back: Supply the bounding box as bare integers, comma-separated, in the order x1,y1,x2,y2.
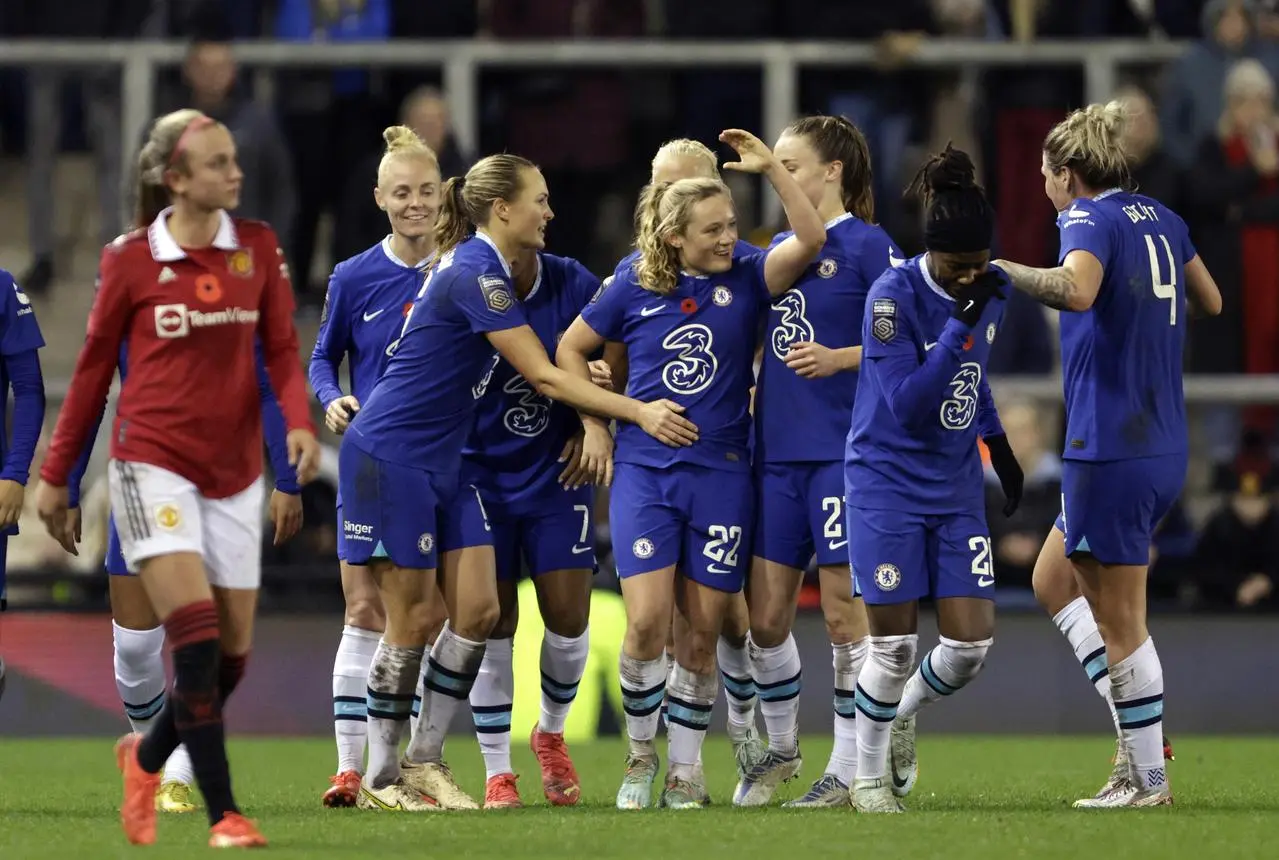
871,298,897,345
479,275,514,313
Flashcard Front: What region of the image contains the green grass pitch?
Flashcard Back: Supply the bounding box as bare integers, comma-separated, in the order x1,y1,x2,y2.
1,736,1276,859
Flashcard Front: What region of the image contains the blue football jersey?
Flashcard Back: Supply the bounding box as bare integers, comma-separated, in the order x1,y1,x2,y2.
346,233,529,471
0,270,45,470
845,255,1007,515
1055,190,1195,462
756,213,902,463
583,247,770,473
461,252,600,511
310,236,429,408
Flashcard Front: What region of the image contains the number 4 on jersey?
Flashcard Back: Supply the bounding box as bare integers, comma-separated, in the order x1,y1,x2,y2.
1145,234,1177,326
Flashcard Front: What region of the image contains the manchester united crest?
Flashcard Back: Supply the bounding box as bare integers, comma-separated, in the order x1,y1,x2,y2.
227,249,255,278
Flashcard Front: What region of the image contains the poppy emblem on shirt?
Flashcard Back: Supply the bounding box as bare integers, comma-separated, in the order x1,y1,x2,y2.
712,286,732,307
194,274,223,304
153,503,182,531
817,258,838,278
680,297,699,314
227,249,254,278
403,302,413,317
962,335,974,351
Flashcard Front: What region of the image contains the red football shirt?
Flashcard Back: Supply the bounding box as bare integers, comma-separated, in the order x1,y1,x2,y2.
42,209,314,499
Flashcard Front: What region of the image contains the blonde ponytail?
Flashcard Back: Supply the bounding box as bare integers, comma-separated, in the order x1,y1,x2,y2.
1043,101,1132,192
431,153,537,264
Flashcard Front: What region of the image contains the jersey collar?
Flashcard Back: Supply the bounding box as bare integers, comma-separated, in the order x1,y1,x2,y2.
524,253,544,300
1093,188,1123,201
825,211,853,229
473,230,513,278
919,254,953,303
380,235,432,270
147,206,239,262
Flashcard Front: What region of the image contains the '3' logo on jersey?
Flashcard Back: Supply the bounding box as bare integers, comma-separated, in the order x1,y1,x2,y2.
940,362,982,430
770,291,815,360
661,323,718,395
501,374,551,437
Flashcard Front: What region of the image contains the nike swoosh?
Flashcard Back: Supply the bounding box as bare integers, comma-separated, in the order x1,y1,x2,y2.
828,540,848,551
640,305,664,317
889,253,906,268
963,300,975,312
891,760,910,789
570,544,592,555
1067,207,1090,218
977,576,994,587
363,309,386,321
924,341,937,351
706,564,732,575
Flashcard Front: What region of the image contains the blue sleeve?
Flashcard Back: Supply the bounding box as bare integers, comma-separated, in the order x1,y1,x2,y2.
1174,210,1197,263
852,230,902,347
0,272,46,356
456,270,529,334
257,343,299,494
580,271,630,341
1,349,45,485
569,260,602,311
862,286,971,432
976,377,1003,439
1056,203,1113,267
309,272,350,410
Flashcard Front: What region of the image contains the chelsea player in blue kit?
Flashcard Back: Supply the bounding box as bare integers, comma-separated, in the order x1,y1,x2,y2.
844,147,1024,813
612,139,766,778
461,247,604,809
307,126,448,808
0,268,46,702
558,128,827,810
63,340,301,814
340,154,696,812
994,103,1222,808
739,115,902,808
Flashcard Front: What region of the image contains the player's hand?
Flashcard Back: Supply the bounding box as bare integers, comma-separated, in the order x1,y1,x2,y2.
1237,572,1274,607
53,506,83,556
34,481,71,545
0,480,24,530
720,129,778,174
287,429,322,485
325,395,360,435
560,423,613,489
637,399,699,448
951,269,1006,327
984,433,1024,516
784,341,843,379
269,489,304,545
588,360,614,390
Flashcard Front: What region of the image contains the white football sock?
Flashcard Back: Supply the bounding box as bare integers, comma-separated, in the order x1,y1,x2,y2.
1110,637,1166,791
666,662,717,781
365,642,423,789
854,635,917,781
897,636,992,719
469,637,514,779
539,629,589,735
619,651,667,758
826,637,868,784
717,636,757,743
1053,596,1121,736
406,624,486,765
331,625,380,774
749,633,802,757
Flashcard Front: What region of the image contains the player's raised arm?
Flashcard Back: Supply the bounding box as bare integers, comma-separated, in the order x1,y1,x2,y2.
720,129,826,296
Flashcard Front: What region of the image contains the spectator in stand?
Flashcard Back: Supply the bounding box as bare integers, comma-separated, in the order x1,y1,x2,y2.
156,38,297,246
9,0,160,294
984,400,1062,592
1191,447,1279,612
274,0,391,306
1183,58,1279,476
1117,85,1180,210
1160,0,1279,169
334,86,472,262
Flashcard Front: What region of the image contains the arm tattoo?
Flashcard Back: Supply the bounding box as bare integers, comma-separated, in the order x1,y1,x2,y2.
999,261,1077,311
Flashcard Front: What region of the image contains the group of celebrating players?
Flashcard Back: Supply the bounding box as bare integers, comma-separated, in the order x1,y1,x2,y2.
0,86,1220,848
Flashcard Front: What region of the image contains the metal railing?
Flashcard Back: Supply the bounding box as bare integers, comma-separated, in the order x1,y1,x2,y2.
0,37,1189,225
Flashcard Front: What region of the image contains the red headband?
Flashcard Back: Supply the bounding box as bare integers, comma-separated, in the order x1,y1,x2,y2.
168,115,216,168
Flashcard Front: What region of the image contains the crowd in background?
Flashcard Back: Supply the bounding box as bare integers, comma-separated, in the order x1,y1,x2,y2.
0,0,1277,612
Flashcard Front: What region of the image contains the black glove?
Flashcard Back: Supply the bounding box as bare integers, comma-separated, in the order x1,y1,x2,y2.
984,433,1024,517
951,270,1006,327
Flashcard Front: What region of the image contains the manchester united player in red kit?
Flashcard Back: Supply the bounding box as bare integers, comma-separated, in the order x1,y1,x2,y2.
35,109,321,849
